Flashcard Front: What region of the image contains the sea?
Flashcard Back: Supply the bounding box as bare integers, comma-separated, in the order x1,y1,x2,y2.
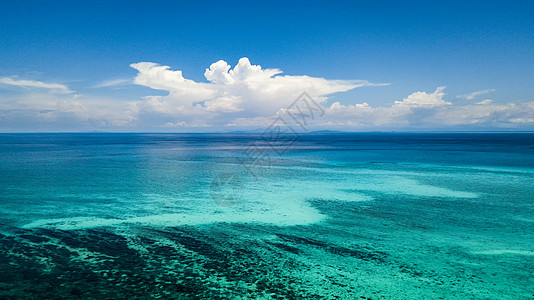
0,133,533,299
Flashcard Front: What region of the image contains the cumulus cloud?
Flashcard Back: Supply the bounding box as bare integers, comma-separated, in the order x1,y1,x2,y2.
0,77,73,94
130,62,215,105
130,57,385,118
317,87,534,130
394,86,451,107
457,89,496,100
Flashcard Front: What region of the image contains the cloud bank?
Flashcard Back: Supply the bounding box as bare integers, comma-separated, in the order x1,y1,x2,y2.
0,58,533,131
323,87,534,129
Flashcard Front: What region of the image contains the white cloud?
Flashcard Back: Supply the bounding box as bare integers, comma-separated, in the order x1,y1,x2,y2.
204,95,244,112
394,86,451,108
1,60,533,132
0,91,139,131
457,89,496,100
130,62,215,106
0,77,73,94
130,57,386,118
316,87,454,129
317,87,534,129
226,116,277,127
163,121,210,128
93,79,132,88
476,99,493,105
325,101,411,127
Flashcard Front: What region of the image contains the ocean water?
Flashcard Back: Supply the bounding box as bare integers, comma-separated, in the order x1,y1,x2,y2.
0,133,533,299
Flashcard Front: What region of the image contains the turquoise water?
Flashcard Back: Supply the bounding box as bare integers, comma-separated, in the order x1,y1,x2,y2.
0,133,533,298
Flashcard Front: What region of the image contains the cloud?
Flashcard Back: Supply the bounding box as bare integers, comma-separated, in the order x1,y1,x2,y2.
476,99,493,105
0,90,139,131
457,89,496,100
430,103,517,126
130,57,386,118
1,59,533,132
316,87,534,129
163,121,210,128
130,62,215,105
226,116,277,127
93,79,132,88
315,87,454,129
0,77,74,94
394,86,451,108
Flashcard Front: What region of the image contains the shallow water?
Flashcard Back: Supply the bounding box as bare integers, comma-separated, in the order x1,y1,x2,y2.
0,133,533,298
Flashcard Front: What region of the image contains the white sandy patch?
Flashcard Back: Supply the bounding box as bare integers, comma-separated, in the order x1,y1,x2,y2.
20,171,476,230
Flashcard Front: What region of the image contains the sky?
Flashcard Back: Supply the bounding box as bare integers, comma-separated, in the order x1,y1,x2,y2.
0,0,533,132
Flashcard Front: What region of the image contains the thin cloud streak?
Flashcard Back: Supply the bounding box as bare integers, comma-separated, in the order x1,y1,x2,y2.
457,89,496,100
93,79,132,88
0,77,74,94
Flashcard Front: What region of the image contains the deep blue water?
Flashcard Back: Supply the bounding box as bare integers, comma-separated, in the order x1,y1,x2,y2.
0,133,533,298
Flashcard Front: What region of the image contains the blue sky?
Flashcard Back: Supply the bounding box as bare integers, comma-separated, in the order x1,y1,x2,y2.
1,0,533,131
